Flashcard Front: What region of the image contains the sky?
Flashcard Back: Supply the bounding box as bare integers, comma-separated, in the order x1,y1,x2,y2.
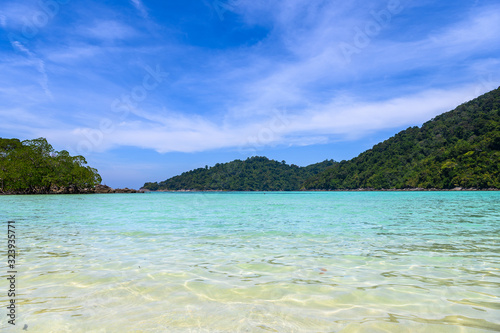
1,0,499,189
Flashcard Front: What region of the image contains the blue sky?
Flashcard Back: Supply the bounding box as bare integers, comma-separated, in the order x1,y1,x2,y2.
1,0,499,188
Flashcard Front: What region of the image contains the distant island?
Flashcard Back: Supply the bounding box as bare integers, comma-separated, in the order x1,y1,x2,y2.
144,86,500,191
143,157,336,191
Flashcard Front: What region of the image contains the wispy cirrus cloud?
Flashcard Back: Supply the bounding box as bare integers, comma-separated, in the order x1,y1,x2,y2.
41,84,489,155
0,2,37,29
217,2,500,119
130,0,149,19
10,41,52,99
82,20,139,41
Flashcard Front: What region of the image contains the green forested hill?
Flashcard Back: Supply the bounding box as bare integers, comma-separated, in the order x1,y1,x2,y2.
0,137,102,194
303,87,500,190
143,157,336,191
145,87,499,191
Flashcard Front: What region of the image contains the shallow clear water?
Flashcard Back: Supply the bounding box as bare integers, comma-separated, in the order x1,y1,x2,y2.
1,192,499,332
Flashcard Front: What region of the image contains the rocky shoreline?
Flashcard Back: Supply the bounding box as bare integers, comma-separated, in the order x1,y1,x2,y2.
3,186,497,194
302,187,500,192
142,187,499,192
0,184,143,195
93,184,143,194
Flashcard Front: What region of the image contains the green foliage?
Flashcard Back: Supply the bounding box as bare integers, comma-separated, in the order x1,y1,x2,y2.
143,157,336,191
145,87,500,191
303,87,500,190
0,137,102,194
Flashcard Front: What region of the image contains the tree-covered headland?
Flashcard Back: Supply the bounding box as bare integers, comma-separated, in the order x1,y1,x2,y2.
303,87,500,190
143,157,336,191
145,87,500,191
0,137,102,194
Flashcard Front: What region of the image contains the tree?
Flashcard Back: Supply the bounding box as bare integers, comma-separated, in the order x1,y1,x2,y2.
0,137,102,194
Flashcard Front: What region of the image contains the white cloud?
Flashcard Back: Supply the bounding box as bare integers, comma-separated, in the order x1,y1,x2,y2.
83,20,138,41
429,7,500,49
130,0,149,19
216,2,500,124
51,83,488,155
367,6,500,70
0,3,38,29
291,86,484,137
10,41,52,99
45,45,101,63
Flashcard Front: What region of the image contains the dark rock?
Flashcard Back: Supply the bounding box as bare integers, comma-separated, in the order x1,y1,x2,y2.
94,185,142,193
94,184,115,193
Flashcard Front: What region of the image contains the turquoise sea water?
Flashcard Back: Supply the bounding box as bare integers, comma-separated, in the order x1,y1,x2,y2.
1,192,499,332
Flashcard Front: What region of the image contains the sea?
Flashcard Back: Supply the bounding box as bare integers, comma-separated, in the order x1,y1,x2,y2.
1,192,499,332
